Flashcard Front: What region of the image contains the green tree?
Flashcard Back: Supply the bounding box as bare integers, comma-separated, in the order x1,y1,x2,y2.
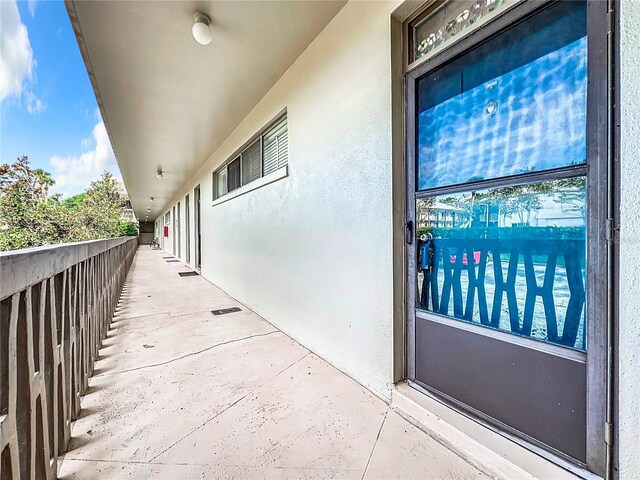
0,156,76,250
62,193,86,209
553,177,586,222
487,182,553,226
0,157,137,251
77,172,135,240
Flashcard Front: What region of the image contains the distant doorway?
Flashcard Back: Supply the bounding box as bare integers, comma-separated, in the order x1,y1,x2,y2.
185,194,191,264
172,206,176,257
177,201,181,259
194,185,202,270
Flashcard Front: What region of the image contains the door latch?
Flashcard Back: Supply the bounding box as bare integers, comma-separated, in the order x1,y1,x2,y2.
405,220,414,245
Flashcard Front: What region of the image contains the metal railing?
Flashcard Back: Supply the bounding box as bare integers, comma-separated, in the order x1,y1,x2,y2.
0,237,137,479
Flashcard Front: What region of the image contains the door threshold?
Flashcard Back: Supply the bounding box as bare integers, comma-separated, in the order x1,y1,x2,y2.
392,382,600,480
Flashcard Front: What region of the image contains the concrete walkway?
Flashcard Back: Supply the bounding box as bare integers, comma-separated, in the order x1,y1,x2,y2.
58,247,483,479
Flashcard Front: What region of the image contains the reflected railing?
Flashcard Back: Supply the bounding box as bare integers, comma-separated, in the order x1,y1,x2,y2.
418,236,586,350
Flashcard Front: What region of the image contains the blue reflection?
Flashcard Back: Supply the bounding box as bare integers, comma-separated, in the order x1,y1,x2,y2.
417,37,587,190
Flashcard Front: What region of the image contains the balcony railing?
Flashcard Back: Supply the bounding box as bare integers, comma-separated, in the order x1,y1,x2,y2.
0,237,137,480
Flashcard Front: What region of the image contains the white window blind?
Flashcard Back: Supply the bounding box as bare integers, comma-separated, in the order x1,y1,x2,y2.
217,169,228,198
262,117,288,176
213,115,287,200
241,139,262,185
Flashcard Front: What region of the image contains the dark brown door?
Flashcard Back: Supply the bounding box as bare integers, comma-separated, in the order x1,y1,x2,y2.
194,186,201,270
185,194,191,264
405,1,610,474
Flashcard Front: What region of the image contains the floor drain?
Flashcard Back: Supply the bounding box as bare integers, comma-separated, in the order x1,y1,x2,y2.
211,307,242,315
178,271,199,277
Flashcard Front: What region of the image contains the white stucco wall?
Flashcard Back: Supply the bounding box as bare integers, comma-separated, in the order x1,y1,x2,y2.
618,1,640,477
157,0,640,470
163,0,400,399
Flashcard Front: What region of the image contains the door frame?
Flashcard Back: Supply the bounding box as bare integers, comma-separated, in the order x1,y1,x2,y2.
172,206,176,257
194,185,202,271
185,194,191,265
402,1,614,476
177,201,181,259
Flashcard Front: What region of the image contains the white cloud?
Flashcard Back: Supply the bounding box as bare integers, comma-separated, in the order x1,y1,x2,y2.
0,0,34,102
25,89,45,113
28,0,37,17
49,120,119,196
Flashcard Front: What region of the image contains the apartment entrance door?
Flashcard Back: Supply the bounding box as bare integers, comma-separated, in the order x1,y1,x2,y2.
177,201,181,259
185,194,191,264
405,1,610,475
194,185,202,270
172,206,176,257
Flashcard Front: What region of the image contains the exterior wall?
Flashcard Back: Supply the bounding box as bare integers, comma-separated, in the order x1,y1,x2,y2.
618,1,640,477
154,0,640,470
162,0,400,398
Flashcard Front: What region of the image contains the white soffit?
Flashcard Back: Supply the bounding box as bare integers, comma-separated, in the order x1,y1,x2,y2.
66,0,346,220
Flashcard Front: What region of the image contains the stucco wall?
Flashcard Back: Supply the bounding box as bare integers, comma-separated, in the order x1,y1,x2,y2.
157,0,640,470
163,0,400,399
618,1,640,477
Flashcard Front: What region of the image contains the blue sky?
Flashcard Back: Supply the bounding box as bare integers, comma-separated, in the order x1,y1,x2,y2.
1,0,121,197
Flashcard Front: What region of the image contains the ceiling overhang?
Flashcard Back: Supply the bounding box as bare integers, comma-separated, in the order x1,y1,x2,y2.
66,0,345,221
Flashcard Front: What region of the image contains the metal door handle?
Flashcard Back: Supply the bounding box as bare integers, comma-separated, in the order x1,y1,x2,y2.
405,221,413,245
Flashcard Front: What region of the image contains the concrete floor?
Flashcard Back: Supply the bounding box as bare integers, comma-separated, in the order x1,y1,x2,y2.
58,247,484,480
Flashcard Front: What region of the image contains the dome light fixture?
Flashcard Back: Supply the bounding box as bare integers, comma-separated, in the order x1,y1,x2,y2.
192,12,212,46
150,196,154,202
156,169,164,179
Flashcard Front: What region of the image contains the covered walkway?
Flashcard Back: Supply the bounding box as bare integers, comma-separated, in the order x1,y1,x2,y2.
57,247,482,479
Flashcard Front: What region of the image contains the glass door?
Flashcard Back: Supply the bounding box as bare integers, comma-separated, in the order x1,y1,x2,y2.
405,0,610,474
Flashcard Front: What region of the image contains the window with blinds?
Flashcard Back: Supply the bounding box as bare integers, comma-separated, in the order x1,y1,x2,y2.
262,117,288,176
213,115,288,200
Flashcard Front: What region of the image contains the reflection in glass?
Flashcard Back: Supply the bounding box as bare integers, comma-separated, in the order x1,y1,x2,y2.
416,178,587,350
413,0,510,61
416,1,587,190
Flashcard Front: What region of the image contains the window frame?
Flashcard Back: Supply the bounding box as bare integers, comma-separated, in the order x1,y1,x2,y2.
213,112,287,201
406,0,522,72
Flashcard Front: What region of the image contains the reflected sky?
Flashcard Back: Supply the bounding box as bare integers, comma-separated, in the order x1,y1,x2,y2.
417,37,587,190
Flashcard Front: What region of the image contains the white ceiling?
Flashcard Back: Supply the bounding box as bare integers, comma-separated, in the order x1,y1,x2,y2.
67,0,346,221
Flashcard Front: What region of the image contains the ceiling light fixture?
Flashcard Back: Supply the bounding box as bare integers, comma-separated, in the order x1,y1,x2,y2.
150,197,154,202
192,12,212,46
156,169,163,179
